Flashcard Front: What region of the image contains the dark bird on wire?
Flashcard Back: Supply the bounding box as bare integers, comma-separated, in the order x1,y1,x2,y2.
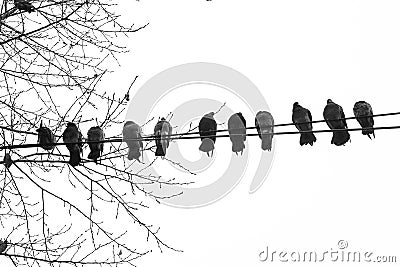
228,112,247,155
87,126,105,162
353,101,375,139
154,118,172,157
323,99,350,146
14,0,34,13
123,121,143,161
36,121,55,151
0,239,7,254
292,102,317,146
255,111,274,151
62,122,83,167
3,153,12,169
199,112,217,157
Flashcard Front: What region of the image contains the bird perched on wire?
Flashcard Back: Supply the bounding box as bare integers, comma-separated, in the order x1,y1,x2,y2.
323,99,350,146
353,101,375,139
0,239,7,254
3,153,12,169
87,126,105,162
62,122,83,167
154,118,172,157
228,112,247,155
198,112,217,157
123,121,143,161
14,0,35,13
36,121,55,151
255,111,274,151
292,102,317,146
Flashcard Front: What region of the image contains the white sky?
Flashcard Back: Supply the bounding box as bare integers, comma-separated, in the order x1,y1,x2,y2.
3,0,400,266
124,1,400,267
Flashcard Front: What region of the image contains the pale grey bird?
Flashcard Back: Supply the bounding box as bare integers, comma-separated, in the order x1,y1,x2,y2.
154,118,172,157
62,122,83,167
255,111,274,151
292,102,317,146
323,99,350,146
123,121,143,161
87,126,105,162
198,112,217,157
353,101,375,139
36,121,55,151
228,112,247,155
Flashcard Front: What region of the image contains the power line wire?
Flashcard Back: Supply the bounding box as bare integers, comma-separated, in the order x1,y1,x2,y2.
0,125,399,150
1,110,399,138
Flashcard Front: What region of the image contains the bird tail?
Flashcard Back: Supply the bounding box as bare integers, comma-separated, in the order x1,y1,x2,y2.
361,128,375,139
261,135,273,151
332,130,351,146
69,145,81,167
300,132,317,146
232,141,245,153
358,118,375,139
128,148,141,161
260,129,273,151
155,144,166,157
88,149,101,162
199,138,215,153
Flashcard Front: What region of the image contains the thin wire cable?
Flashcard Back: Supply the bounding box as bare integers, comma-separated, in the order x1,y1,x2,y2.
0,125,399,150
160,111,400,138
2,110,400,138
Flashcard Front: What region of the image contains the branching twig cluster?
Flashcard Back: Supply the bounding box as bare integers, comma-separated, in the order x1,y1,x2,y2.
0,1,184,266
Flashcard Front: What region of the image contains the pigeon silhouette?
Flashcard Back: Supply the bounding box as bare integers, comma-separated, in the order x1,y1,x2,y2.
353,101,375,139
228,112,247,155
154,118,172,157
36,121,55,151
323,99,350,146
255,111,274,151
87,126,105,162
62,122,83,167
123,121,143,161
198,112,217,157
292,102,317,146
14,0,34,13
0,239,7,254
3,153,12,169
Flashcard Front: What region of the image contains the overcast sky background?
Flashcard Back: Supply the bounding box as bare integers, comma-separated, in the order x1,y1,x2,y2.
3,1,400,266
124,1,400,266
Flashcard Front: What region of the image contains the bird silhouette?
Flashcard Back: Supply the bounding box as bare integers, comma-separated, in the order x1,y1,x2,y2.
62,122,83,167
198,112,217,157
14,0,34,13
36,121,55,151
123,121,143,161
0,239,7,254
87,126,105,162
228,112,247,155
3,153,12,169
353,101,375,139
255,111,274,151
323,99,350,146
292,102,317,146
154,118,172,157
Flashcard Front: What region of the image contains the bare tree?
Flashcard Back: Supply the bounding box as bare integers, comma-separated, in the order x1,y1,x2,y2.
0,1,184,266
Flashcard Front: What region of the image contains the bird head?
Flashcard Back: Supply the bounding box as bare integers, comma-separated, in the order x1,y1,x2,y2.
160,117,166,121
205,112,215,119
293,102,299,108
327,99,333,104
67,122,76,128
